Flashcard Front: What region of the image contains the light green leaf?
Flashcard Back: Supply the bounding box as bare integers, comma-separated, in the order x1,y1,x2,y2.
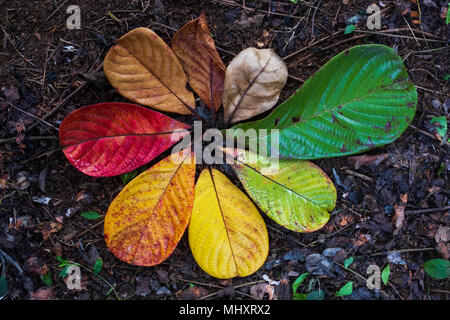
57,255,69,267
227,149,336,232
447,3,450,25
381,264,390,285
344,257,354,269
335,281,353,297
344,24,356,35
430,116,447,139
231,45,417,159
93,257,103,275
423,259,450,280
292,272,309,294
81,211,101,220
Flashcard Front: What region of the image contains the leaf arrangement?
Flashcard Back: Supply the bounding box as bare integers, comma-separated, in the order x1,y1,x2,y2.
59,14,417,279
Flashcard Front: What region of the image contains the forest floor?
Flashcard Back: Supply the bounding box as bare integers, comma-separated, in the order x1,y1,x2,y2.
0,0,448,300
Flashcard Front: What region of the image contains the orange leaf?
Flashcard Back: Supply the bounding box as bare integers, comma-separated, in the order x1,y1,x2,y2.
103,28,196,114
104,150,196,266
172,14,226,113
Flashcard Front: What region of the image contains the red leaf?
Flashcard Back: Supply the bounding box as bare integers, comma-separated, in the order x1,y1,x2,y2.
60,102,190,177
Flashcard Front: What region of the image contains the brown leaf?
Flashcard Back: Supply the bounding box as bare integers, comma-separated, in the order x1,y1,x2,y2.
29,287,57,300
223,47,288,124
249,282,269,300
393,193,408,235
178,286,209,300
435,226,450,243
24,257,49,275
103,27,195,114
172,14,226,113
37,221,63,240
348,153,389,170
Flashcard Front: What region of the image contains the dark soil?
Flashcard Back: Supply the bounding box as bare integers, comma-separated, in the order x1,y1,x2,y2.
0,0,448,300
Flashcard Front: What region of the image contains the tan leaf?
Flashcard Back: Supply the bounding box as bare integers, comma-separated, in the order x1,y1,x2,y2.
393,193,408,235
172,14,226,113
223,47,288,124
103,27,195,114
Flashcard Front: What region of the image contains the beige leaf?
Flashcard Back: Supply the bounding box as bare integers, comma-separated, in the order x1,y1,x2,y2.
223,47,288,124
103,27,195,114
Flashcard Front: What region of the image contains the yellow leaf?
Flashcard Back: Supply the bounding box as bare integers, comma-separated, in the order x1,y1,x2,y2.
188,169,268,279
103,27,196,114
104,150,195,266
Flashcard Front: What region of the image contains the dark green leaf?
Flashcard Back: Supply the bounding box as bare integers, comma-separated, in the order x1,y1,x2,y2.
93,257,103,275
307,289,324,300
81,211,101,220
58,265,69,279
335,281,353,297
437,162,445,176
431,116,447,139
120,167,146,185
0,276,8,299
231,45,417,159
40,271,53,286
423,259,450,280
381,264,390,285
292,272,309,294
292,293,307,300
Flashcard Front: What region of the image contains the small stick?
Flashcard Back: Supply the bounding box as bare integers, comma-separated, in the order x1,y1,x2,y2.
26,82,88,132
344,169,373,182
2,99,59,130
405,206,449,215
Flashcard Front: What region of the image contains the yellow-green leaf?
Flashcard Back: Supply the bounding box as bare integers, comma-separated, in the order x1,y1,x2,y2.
188,168,269,279
226,149,336,232
104,150,196,266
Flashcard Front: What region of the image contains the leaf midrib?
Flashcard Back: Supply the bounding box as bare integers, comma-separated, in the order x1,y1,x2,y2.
273,80,412,133
234,157,329,212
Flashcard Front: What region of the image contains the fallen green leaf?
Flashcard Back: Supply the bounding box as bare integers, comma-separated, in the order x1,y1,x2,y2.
292,272,309,294
431,116,447,139
232,45,417,160
381,264,390,285
120,166,146,185
423,259,450,280
437,162,445,176
81,211,101,220
344,257,354,269
40,271,53,286
344,24,356,35
307,289,324,300
0,276,8,299
447,3,450,25
93,257,103,275
335,281,353,297
292,293,307,300
58,265,69,279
